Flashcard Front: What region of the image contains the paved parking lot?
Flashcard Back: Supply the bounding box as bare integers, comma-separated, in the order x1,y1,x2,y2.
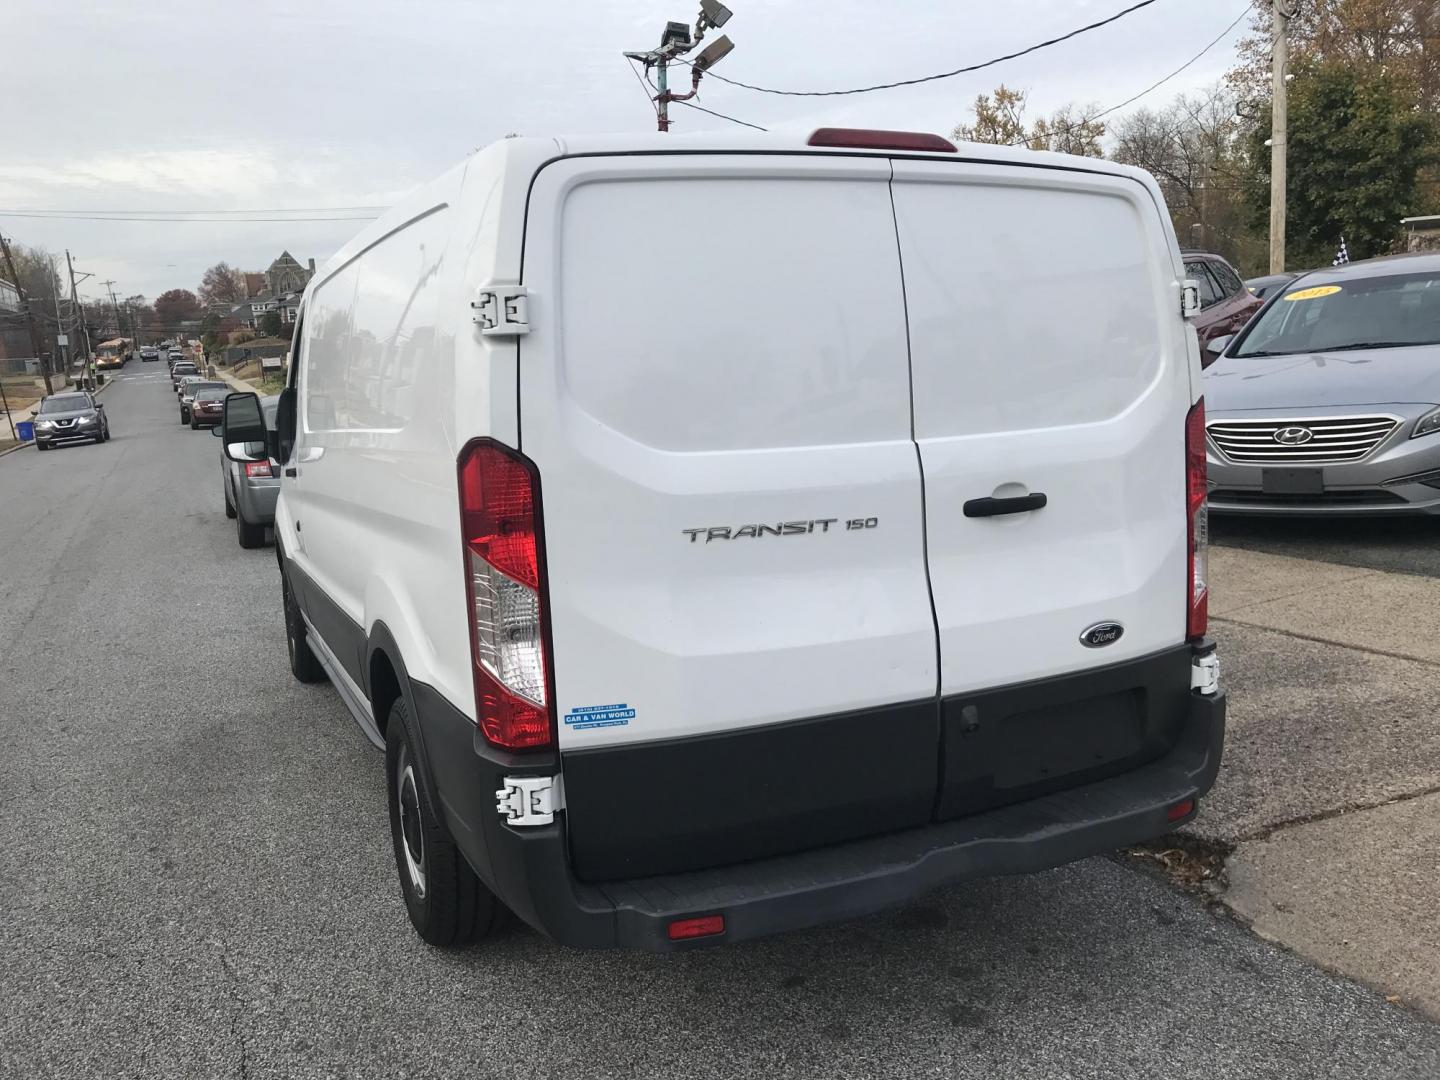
3,371,1439,1079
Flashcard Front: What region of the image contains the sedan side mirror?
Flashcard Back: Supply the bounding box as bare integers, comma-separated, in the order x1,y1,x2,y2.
1205,334,1233,356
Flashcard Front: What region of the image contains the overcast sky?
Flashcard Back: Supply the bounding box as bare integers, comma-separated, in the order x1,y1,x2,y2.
3,0,1252,302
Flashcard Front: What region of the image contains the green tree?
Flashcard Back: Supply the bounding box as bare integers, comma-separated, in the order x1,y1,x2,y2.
1243,62,1438,267
258,311,284,337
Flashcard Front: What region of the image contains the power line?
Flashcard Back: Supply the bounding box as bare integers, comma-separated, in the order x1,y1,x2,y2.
674,0,1167,97
626,58,660,119
674,99,769,131
1007,6,1249,146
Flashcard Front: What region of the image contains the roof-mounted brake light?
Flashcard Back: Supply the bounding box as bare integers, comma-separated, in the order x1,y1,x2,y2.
807,128,957,153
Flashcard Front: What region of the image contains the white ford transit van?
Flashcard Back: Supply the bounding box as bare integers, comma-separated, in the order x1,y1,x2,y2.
221,129,1224,950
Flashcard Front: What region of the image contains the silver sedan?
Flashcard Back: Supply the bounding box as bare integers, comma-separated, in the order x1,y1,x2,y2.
1203,253,1440,516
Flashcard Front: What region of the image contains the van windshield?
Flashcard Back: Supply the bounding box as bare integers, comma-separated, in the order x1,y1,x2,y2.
1234,270,1440,357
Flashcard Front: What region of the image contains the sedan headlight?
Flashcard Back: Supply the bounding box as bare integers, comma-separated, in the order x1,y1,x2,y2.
1413,406,1440,439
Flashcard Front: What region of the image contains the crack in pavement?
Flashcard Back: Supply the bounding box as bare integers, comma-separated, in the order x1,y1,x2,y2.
1211,615,1440,671
215,944,251,1080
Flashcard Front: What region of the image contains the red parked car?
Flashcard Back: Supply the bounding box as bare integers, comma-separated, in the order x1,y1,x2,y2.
190,388,227,429
1183,251,1263,366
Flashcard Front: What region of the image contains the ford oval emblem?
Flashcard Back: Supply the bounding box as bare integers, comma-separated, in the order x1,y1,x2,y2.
1081,622,1125,648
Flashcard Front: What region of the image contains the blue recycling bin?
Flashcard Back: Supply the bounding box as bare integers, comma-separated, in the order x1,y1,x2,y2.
15,421,35,442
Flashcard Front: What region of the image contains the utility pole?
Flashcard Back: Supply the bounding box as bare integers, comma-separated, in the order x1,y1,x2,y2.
625,1,736,133
102,280,121,341
48,258,69,380
67,251,95,390
0,230,55,395
1269,0,1292,274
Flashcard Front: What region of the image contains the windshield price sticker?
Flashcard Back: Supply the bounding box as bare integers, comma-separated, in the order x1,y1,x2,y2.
1283,285,1343,301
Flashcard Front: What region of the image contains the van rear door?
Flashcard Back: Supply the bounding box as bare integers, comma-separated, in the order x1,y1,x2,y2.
888,160,1195,819
519,155,939,881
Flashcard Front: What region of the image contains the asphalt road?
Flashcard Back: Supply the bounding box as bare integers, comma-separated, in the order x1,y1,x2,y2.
4,368,1440,1079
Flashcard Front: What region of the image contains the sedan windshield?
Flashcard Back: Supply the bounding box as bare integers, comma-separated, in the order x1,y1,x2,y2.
1234,270,1440,358
38,395,90,414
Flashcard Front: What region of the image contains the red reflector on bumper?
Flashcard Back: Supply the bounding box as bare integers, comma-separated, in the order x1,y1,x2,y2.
1167,799,1196,822
667,915,725,941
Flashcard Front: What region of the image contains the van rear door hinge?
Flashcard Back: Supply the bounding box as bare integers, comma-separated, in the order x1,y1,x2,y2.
1181,279,1201,319
472,284,530,336
496,775,562,826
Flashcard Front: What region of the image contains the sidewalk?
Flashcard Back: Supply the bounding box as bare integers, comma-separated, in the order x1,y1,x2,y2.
1183,544,1440,1017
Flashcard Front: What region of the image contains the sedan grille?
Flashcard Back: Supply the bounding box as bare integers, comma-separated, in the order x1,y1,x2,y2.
1206,416,1399,464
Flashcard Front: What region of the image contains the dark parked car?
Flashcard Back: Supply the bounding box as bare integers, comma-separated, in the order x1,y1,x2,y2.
179,380,226,423
170,361,198,387
216,394,279,548
33,392,109,450
1184,251,1264,366
188,386,229,429
1245,272,1299,300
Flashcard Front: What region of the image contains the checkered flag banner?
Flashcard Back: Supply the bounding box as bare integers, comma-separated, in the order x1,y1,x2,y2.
1332,236,1350,266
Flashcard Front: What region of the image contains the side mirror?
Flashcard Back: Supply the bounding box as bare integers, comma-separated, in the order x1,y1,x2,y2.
94,402,104,410
221,392,266,462
1205,334,1233,357
273,387,297,466
211,425,223,438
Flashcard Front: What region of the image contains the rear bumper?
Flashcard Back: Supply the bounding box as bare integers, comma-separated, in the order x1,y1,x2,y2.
412,651,1225,952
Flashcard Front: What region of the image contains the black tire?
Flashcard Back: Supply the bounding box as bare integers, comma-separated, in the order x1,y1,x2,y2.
102,424,110,442
224,487,238,519
179,409,188,425
282,573,326,684
386,699,502,947
36,442,50,452
190,416,198,430
236,506,266,549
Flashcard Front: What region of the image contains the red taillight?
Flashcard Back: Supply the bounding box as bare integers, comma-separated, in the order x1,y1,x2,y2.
458,440,553,750
1186,399,1209,639
668,914,725,941
807,127,957,153
244,461,273,478
1167,799,1196,822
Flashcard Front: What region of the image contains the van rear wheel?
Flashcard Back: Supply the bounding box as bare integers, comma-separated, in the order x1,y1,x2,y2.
282,573,326,684
386,698,502,947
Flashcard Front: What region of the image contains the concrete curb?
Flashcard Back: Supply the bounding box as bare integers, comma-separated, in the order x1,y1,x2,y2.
0,376,114,459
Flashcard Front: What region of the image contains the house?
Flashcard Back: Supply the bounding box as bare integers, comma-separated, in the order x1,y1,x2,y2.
230,251,316,328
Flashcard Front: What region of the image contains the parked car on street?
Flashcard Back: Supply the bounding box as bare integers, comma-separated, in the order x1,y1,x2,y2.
170,361,198,387
140,345,159,361
222,130,1226,952
1245,272,1299,300
215,394,278,548
179,379,224,422
188,386,229,429
32,391,109,450
1184,251,1263,365
1205,254,1440,515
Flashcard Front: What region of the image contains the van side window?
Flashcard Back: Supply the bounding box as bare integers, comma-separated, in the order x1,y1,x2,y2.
303,207,450,434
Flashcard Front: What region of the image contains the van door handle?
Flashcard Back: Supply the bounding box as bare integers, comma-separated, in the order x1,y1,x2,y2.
963,493,1047,517
284,467,297,478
